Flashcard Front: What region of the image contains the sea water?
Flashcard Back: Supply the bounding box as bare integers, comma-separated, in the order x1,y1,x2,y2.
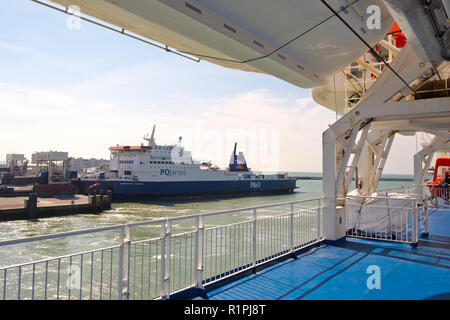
0,174,413,299
0,174,412,262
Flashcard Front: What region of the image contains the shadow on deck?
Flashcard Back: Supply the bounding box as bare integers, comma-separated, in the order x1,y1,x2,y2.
193,207,450,300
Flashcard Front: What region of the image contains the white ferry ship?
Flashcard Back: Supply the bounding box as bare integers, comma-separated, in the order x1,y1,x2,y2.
73,126,297,198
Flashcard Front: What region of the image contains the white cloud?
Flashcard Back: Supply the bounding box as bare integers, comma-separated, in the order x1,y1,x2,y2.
0,83,416,174
185,90,337,172
0,42,42,57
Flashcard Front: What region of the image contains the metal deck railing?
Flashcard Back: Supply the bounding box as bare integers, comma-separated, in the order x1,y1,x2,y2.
0,197,323,300
345,184,450,245
2,183,445,300
346,194,418,244
427,185,450,207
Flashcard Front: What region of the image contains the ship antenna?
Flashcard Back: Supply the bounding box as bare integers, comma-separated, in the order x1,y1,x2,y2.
144,125,156,146
150,125,156,142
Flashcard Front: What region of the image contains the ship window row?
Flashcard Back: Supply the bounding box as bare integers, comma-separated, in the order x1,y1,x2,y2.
154,146,173,150
120,160,134,164
119,160,190,165
149,161,176,164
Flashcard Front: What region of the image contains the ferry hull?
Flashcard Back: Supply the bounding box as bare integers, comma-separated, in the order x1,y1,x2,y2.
73,179,297,199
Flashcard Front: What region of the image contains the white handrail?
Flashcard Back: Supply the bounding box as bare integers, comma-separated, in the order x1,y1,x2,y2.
0,196,324,300
0,197,324,247
0,224,125,247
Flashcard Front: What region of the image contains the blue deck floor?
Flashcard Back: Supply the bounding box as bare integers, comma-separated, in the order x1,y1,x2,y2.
195,207,450,300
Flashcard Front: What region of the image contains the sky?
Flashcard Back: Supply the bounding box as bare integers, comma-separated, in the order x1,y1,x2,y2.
0,1,418,174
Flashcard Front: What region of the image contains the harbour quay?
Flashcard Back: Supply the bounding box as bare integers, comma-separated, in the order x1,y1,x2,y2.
0,192,111,221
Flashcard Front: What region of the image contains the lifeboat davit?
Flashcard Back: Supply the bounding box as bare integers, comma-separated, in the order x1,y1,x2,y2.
426,158,450,197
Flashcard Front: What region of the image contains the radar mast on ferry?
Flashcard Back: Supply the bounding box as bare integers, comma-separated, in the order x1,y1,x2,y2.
144,125,156,147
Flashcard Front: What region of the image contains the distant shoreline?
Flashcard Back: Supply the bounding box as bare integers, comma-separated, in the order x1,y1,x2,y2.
292,176,413,181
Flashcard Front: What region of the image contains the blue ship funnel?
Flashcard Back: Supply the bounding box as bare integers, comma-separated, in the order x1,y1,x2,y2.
229,143,248,172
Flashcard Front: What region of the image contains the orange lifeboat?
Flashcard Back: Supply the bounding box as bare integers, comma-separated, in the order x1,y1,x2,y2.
388,22,407,48
426,158,450,198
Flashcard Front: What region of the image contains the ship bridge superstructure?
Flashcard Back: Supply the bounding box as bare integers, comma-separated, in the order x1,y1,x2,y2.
108,127,194,180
